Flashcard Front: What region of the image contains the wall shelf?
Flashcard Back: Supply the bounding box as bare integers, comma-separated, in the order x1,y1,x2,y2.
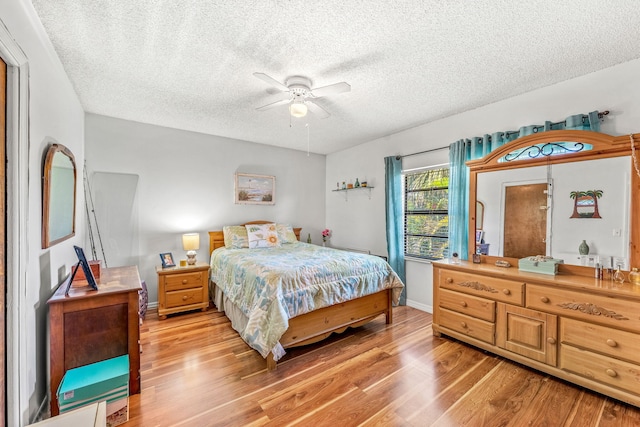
332,186,374,200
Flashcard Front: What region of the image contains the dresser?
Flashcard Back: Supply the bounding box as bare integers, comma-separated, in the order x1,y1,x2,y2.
433,260,640,407
156,262,209,319
48,265,142,416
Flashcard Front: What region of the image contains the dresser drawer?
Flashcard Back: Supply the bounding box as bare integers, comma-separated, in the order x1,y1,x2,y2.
165,288,205,308
439,308,495,344
439,270,524,306
163,271,205,291
527,284,640,331
560,344,640,395
439,288,495,322
561,318,640,364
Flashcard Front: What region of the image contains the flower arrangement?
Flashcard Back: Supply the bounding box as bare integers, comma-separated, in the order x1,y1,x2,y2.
322,228,331,243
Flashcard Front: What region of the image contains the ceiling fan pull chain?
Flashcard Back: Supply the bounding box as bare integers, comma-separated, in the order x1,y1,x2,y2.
307,123,310,156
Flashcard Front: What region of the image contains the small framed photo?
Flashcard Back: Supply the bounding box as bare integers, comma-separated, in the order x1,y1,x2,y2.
160,252,175,268
234,173,275,205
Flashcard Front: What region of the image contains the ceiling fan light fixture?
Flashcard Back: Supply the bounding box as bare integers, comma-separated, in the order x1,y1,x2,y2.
289,100,308,118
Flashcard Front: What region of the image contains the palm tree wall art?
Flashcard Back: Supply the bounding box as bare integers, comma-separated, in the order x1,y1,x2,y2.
569,190,603,218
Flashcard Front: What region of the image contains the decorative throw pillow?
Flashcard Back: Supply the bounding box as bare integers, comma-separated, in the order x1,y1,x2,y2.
277,223,298,244
246,223,280,248
223,225,249,249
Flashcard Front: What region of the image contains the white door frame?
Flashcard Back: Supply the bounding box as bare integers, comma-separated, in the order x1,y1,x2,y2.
0,18,30,427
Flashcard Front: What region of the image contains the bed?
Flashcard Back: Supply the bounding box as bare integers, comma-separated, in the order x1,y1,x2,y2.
208,220,405,370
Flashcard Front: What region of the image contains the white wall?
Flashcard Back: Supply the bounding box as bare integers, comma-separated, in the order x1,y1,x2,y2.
327,58,640,313
0,1,85,425
84,114,326,304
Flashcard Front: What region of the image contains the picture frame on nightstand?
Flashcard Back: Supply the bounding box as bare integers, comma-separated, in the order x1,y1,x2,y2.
160,252,175,268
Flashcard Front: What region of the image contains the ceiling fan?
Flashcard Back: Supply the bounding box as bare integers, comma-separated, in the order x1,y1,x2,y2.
253,72,351,119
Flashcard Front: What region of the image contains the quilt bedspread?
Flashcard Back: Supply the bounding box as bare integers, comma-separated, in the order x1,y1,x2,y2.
209,242,404,360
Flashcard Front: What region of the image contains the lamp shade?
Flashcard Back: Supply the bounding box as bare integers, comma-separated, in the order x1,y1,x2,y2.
289,101,308,118
182,233,200,251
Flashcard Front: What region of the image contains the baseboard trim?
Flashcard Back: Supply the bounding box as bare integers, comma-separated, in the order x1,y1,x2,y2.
406,300,432,313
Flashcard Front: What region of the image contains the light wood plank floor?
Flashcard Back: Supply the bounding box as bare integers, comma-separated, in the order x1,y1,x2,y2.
126,306,640,426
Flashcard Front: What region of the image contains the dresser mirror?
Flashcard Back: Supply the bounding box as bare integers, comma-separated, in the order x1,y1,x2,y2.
467,130,640,269
42,143,77,248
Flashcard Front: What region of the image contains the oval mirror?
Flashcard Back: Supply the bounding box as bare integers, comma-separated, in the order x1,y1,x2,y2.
42,143,77,248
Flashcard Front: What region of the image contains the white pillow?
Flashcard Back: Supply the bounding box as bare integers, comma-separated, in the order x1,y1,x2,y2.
245,223,280,248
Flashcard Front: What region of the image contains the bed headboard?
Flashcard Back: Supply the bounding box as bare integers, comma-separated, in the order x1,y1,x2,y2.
208,220,302,255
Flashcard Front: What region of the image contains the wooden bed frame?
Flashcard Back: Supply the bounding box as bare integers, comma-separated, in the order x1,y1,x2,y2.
208,220,394,370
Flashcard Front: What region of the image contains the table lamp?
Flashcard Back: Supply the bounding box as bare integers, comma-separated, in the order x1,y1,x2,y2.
182,233,200,265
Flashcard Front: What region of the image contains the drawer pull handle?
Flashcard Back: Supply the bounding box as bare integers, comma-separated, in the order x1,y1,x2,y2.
446,278,453,284
461,301,468,308
546,337,556,345
503,289,511,295
182,295,188,301
460,321,467,328
540,296,550,303
606,339,618,347
605,368,617,378
182,279,188,284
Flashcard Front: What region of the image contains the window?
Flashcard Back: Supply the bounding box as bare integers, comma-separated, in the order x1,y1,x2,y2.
404,167,449,259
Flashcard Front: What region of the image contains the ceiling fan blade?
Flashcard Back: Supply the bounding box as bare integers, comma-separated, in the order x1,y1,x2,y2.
311,82,351,98
256,97,291,111
253,72,289,91
306,100,330,119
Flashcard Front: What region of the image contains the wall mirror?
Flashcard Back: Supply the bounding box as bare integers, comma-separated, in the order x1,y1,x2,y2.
467,130,640,269
475,201,484,230
42,143,77,248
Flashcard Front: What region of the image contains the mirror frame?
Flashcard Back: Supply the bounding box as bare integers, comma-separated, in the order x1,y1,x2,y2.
466,130,640,271
42,143,77,248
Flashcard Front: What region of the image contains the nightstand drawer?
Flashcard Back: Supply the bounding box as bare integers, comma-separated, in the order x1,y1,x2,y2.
439,307,495,344
164,271,205,291
439,288,495,322
165,288,205,308
439,270,524,306
561,318,640,363
560,344,640,395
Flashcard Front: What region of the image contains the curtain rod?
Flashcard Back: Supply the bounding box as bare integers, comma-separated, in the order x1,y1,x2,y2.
394,111,610,160
396,145,448,160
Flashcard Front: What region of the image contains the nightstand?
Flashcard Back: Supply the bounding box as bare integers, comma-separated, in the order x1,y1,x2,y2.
156,262,209,320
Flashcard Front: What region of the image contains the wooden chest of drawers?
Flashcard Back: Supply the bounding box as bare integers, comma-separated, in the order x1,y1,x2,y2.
433,260,640,408
156,262,209,319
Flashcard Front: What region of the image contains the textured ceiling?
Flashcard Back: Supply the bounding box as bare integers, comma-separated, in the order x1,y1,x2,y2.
30,0,640,154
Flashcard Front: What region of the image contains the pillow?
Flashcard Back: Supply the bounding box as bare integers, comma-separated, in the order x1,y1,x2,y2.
276,223,298,244
246,223,280,248
223,225,249,249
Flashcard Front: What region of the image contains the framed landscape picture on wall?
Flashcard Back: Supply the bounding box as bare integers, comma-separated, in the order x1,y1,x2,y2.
234,173,275,205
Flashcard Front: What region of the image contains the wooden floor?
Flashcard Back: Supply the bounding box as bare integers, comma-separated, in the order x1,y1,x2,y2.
126,306,640,427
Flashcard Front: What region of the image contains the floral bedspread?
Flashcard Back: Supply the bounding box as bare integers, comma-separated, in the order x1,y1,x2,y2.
209,242,404,360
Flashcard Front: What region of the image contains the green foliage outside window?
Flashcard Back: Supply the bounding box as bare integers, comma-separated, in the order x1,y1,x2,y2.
404,168,449,259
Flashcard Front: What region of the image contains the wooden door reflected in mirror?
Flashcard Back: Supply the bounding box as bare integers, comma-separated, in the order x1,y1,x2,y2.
503,183,547,259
